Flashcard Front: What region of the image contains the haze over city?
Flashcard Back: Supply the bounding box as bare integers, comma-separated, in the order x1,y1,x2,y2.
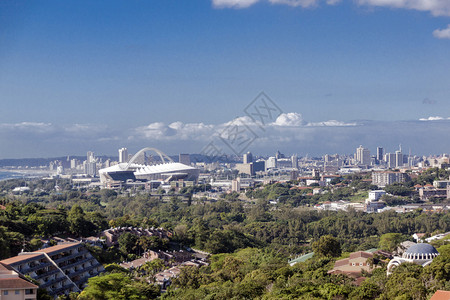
1,0,450,158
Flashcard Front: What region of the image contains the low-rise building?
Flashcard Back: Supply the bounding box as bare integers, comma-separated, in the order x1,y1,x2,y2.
329,251,374,277
0,263,38,300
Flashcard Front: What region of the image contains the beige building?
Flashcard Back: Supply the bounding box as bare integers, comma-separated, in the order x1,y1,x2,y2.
0,263,37,300
329,251,373,277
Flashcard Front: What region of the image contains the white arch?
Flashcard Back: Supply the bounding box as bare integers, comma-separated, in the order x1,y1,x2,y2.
119,147,174,170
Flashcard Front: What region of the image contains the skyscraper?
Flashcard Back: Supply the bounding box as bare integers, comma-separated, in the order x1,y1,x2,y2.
376,147,384,162
291,154,298,169
119,148,128,163
395,150,403,168
356,145,371,165
243,152,253,164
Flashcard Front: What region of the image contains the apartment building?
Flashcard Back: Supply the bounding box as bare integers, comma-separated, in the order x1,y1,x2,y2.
0,263,37,300
0,243,104,298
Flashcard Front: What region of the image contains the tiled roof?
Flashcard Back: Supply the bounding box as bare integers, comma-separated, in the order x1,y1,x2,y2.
0,278,38,289
430,290,450,300
0,253,43,265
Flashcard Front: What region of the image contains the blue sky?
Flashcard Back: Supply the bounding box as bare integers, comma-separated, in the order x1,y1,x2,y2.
1,0,450,158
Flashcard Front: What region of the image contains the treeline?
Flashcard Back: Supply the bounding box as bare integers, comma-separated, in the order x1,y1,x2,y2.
162,244,450,300
0,201,108,259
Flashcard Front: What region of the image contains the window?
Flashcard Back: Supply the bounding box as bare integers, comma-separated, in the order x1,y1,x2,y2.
15,290,20,294
359,263,363,266
4,291,8,295
352,263,356,266
25,289,34,295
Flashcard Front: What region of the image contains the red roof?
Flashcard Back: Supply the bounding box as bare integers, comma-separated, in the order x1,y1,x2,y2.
0,278,38,289
430,290,450,300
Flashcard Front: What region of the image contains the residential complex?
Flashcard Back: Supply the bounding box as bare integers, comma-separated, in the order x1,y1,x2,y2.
0,243,104,298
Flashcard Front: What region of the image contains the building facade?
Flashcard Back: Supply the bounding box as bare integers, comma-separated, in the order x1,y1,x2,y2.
0,243,104,298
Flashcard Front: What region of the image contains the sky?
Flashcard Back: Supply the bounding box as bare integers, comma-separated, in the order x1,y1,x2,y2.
0,0,450,158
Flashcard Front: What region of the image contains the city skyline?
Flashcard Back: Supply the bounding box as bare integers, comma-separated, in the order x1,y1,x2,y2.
1,0,450,158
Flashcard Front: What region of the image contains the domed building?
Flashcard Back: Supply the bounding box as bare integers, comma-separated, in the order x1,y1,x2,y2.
387,243,439,275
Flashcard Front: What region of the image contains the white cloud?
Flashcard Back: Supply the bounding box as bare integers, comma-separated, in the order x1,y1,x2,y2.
269,0,320,8
307,120,358,126
326,0,342,5
356,0,450,17
272,112,307,126
212,0,260,9
419,116,450,121
433,24,450,39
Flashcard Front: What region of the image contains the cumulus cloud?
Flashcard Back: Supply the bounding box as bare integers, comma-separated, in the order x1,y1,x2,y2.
419,116,450,121
433,24,450,39
2,116,450,158
272,113,307,126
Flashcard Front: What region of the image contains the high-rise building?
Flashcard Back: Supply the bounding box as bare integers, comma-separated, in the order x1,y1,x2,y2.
395,150,403,168
119,148,128,163
243,152,253,164
376,147,384,162
87,151,94,163
385,153,396,169
179,154,191,165
291,154,298,169
356,145,371,165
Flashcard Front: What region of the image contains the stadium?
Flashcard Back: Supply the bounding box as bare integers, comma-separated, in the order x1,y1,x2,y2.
99,147,199,186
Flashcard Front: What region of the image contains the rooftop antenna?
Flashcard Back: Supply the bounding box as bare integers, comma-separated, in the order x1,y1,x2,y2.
399,144,402,152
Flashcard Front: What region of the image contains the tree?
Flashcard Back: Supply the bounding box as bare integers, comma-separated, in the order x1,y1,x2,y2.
78,273,147,300
379,233,405,252
312,235,341,257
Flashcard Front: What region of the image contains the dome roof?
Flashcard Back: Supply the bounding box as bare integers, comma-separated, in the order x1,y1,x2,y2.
402,243,439,260
404,243,438,255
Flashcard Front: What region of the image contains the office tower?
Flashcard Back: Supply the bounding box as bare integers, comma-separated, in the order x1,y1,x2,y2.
243,152,253,164
291,154,298,169
119,148,128,163
356,145,371,165
395,150,403,168
87,151,94,163
376,147,384,162
179,153,191,165
385,153,396,168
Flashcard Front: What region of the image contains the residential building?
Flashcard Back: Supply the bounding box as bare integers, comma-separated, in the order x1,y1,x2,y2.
356,145,371,166
0,243,104,298
0,263,38,300
372,171,408,187
329,251,374,277
119,148,128,163
243,152,253,164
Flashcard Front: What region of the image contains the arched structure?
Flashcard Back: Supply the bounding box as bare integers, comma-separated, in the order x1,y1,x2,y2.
119,147,174,171
387,243,439,275
99,147,199,186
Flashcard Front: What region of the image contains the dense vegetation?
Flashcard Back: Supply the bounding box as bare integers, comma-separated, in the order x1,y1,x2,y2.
0,170,449,299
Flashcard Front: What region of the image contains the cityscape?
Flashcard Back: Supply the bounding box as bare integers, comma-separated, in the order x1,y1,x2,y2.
1,0,450,299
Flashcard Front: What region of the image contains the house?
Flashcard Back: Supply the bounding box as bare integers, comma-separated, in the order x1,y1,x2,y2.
328,251,374,277
0,263,38,300
0,243,104,298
